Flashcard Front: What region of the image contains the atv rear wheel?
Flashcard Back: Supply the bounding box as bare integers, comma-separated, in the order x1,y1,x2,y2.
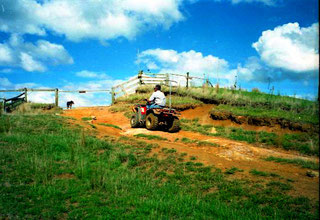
130,114,140,128
167,117,180,133
145,113,159,130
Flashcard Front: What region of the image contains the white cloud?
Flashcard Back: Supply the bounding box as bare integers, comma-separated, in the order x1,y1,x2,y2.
230,0,276,6
0,77,12,87
0,34,73,72
75,70,109,79
233,56,283,83
20,52,46,72
137,48,229,77
137,48,244,87
1,0,184,42
252,22,319,73
0,44,13,63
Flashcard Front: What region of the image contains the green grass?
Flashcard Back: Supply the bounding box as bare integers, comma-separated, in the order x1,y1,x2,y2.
81,117,92,121
267,181,293,191
98,123,122,130
134,133,168,141
250,169,280,178
181,137,220,147
181,119,319,156
0,114,318,219
264,156,319,170
212,104,319,125
225,167,244,175
0,101,3,115
28,103,56,110
115,93,202,109
136,85,318,114
109,104,132,113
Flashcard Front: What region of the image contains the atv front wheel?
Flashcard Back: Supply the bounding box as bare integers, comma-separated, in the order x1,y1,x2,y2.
130,115,140,128
145,113,159,130
167,117,180,133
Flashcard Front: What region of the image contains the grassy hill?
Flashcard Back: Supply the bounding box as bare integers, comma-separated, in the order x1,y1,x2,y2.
1,113,318,219
118,86,319,156
135,85,319,126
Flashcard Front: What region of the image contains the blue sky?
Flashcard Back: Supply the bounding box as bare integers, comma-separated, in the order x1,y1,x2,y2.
0,0,319,106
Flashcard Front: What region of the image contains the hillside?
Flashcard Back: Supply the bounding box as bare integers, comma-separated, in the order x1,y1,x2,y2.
0,89,319,218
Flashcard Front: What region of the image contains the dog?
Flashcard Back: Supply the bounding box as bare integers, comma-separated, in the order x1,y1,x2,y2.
66,101,74,109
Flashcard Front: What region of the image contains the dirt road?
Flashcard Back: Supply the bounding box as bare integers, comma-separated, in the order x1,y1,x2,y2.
62,105,319,201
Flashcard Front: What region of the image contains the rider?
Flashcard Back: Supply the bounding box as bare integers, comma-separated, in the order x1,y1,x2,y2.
146,84,166,109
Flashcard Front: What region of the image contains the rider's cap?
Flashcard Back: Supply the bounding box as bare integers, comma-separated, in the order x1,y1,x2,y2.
155,84,161,90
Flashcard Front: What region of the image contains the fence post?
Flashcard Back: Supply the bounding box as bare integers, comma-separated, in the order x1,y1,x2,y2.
186,72,189,89
55,88,59,107
1,100,4,114
165,73,169,86
24,88,28,102
138,70,143,85
111,88,115,105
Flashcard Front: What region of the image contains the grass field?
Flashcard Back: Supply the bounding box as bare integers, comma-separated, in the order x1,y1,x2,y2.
211,104,318,125
181,118,319,156
1,114,318,219
264,156,319,170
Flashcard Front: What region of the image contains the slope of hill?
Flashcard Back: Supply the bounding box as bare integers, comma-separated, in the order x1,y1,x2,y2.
0,89,319,218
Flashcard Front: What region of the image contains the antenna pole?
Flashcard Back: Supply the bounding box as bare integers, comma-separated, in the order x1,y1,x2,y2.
169,73,172,111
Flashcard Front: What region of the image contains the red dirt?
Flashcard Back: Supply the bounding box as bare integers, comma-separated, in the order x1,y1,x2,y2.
62,105,319,201
181,104,304,135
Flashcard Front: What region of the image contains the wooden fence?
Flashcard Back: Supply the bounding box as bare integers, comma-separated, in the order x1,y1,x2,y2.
0,71,213,111
0,88,110,112
111,71,212,101
1,92,26,113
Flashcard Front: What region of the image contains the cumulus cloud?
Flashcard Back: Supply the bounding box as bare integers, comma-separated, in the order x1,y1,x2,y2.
137,48,229,76
0,0,184,42
0,34,73,72
252,22,319,73
136,49,233,86
233,56,284,83
75,70,109,79
137,49,248,87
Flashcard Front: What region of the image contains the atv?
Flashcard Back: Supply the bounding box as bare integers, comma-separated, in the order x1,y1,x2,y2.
130,101,180,132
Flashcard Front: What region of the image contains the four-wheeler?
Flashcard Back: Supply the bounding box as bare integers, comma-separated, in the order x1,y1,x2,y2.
130,101,180,132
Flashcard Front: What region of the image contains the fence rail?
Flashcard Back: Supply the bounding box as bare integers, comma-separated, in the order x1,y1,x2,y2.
1,71,213,109
111,71,212,101
0,88,111,110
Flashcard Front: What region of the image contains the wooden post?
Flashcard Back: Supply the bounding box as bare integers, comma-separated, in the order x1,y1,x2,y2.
165,73,169,86
1,100,5,114
55,88,59,107
24,88,28,102
111,88,115,105
186,72,189,89
138,70,143,85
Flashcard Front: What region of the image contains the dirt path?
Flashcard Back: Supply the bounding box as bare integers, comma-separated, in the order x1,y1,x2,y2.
62,106,319,201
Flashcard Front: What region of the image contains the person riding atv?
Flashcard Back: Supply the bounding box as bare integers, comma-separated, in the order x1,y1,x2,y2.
130,84,180,132
146,84,166,109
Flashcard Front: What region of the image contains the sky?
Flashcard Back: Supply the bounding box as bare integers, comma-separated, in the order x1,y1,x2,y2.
0,0,319,107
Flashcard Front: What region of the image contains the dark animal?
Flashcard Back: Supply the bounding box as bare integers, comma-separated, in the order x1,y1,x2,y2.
67,101,74,109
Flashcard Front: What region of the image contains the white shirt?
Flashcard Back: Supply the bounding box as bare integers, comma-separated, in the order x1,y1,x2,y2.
149,90,166,106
